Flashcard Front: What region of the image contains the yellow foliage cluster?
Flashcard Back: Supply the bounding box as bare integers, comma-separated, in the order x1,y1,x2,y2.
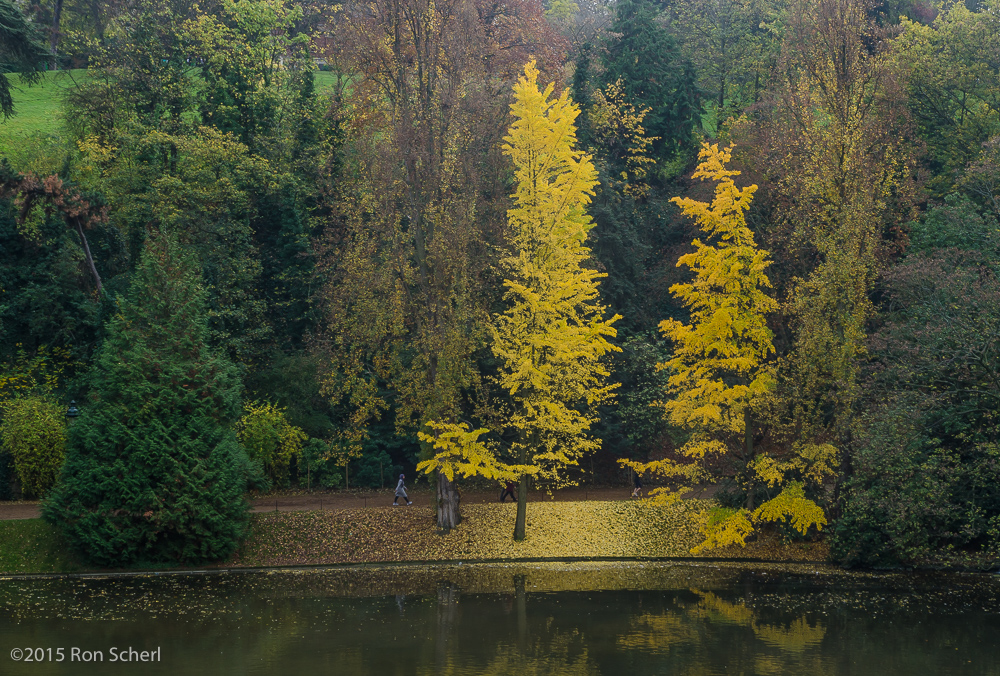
589,79,658,198
0,395,67,498
620,144,831,554
696,481,830,554
422,61,620,495
659,142,777,437
235,400,308,482
416,421,536,483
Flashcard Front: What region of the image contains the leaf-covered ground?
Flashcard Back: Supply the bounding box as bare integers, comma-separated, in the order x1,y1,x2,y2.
228,500,829,568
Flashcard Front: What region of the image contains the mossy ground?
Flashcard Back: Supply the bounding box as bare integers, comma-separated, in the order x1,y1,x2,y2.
0,519,81,574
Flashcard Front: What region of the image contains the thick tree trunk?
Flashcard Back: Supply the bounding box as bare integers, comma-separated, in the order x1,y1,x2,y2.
514,442,529,541
436,470,461,533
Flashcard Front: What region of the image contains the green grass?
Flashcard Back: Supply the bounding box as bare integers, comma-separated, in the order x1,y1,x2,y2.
0,518,81,575
0,70,88,157
0,68,344,164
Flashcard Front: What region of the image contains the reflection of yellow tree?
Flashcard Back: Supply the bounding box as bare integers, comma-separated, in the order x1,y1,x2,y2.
753,616,825,652
615,589,828,668
616,612,697,651
418,631,599,676
693,590,754,625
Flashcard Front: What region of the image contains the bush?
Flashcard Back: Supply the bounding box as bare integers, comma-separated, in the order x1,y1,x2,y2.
0,449,13,500
351,448,402,489
235,400,307,486
0,395,66,498
44,235,256,567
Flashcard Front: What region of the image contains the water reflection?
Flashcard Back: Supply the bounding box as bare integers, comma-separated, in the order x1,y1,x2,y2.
0,562,997,676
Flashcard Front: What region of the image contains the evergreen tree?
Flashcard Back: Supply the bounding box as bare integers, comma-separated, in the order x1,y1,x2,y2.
602,0,700,165
44,234,255,566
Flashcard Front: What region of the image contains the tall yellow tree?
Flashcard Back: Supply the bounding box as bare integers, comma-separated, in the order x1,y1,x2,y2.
418,61,620,541
622,143,831,552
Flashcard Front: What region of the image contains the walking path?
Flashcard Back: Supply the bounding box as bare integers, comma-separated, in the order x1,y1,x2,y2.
0,486,720,521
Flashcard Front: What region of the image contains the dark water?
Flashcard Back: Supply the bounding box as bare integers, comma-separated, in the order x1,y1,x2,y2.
1,561,998,675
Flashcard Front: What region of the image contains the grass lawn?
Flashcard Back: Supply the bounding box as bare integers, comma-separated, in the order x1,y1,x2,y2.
0,70,87,157
0,68,345,164
0,519,82,575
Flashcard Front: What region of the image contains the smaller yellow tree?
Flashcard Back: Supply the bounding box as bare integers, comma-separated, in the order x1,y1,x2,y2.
0,346,75,498
622,143,832,552
235,400,307,485
418,61,620,541
0,396,67,498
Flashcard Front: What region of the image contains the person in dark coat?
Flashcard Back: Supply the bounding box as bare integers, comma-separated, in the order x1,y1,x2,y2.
631,471,643,498
499,480,516,502
393,474,412,505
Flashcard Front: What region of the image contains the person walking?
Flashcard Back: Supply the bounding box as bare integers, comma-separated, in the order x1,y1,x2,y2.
499,480,516,503
393,474,412,506
631,470,643,498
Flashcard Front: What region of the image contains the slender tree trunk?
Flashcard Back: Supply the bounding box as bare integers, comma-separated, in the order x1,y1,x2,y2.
73,218,102,295
436,470,461,533
514,437,530,541
744,407,755,510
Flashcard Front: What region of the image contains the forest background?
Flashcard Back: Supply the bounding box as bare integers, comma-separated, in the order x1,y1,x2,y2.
0,0,998,569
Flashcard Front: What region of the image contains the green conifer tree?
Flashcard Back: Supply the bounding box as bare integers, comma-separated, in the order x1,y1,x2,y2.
44,234,256,566
602,0,700,165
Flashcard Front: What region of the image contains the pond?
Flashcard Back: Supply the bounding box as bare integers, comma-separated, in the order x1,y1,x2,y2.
1,561,997,675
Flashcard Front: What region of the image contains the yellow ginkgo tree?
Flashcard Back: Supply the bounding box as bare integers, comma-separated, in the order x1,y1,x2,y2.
418,60,620,541
621,143,833,553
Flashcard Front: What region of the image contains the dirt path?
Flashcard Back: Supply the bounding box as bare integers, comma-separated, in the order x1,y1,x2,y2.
0,485,720,520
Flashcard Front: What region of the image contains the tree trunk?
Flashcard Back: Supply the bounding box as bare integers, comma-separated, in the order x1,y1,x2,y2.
73,217,103,295
50,0,65,70
514,573,527,647
514,442,529,541
744,407,755,510
436,470,461,533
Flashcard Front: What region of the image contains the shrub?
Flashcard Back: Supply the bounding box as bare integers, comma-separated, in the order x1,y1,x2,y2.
235,401,307,486
0,395,66,497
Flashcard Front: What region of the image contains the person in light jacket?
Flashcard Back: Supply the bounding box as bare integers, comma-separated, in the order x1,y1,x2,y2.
393,474,412,506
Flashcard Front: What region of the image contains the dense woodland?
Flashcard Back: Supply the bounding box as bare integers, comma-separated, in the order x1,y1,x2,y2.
0,0,998,567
